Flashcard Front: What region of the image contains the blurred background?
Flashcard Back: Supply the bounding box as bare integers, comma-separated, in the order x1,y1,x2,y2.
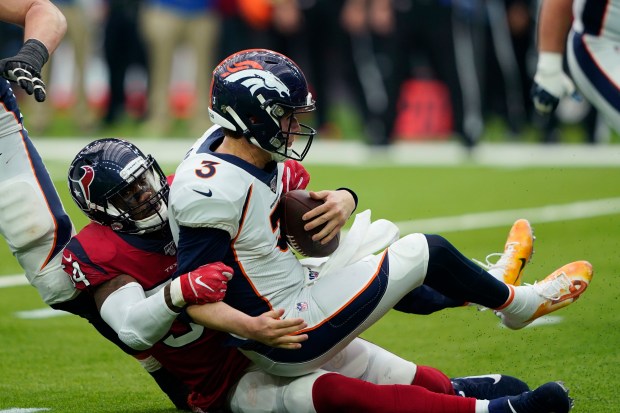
1,0,618,146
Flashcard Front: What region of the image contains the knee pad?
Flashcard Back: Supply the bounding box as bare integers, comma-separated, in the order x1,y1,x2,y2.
320,338,371,379
282,371,326,413
229,368,324,413
386,233,429,282
361,340,417,385
322,339,416,385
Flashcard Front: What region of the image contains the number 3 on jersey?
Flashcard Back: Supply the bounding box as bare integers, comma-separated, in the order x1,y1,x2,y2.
195,160,219,179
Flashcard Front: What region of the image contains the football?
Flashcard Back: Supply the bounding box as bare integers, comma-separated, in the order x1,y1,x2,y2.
279,190,340,257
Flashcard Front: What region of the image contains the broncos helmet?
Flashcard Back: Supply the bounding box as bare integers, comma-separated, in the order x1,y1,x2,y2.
209,48,316,161
68,138,169,234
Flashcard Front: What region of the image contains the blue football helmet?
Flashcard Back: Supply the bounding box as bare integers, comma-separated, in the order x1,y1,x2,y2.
208,49,316,161
68,138,169,234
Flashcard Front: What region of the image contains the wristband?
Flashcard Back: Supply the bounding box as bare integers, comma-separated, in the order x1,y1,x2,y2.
164,283,184,313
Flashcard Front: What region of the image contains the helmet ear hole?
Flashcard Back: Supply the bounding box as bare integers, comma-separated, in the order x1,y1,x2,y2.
209,49,317,161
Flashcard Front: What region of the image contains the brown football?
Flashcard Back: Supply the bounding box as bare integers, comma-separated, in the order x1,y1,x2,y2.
279,190,340,257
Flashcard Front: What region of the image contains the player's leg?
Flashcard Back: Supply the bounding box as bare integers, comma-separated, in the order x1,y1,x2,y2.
320,338,418,386
567,30,620,132
395,219,534,314
420,234,592,330
0,80,75,305
325,335,529,399
0,82,187,408
238,224,529,374
313,376,572,413
227,366,571,413
227,367,473,413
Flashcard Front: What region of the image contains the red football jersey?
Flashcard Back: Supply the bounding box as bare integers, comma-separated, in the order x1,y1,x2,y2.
62,222,250,410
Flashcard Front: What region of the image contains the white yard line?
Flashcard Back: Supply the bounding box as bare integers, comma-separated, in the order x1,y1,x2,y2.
0,275,28,288
396,197,620,234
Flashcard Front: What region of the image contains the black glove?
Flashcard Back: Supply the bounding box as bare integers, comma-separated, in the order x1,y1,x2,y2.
0,39,49,102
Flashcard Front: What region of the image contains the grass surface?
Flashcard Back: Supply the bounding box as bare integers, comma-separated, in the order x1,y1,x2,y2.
1,159,619,412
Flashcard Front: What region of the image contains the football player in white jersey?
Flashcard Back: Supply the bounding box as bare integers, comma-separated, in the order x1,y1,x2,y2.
168,48,592,385
532,0,620,131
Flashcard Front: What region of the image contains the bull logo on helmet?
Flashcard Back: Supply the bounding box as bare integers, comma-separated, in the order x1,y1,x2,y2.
226,69,290,99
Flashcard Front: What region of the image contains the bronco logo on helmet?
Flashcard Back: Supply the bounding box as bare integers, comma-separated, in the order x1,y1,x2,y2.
225,68,291,100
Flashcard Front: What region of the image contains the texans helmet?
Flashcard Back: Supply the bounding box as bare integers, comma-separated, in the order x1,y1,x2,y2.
68,138,169,234
209,48,316,161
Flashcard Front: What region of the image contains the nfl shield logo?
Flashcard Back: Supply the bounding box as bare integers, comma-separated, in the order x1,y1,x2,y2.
296,302,309,312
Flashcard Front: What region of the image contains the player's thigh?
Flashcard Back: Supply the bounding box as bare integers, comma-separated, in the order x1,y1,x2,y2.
0,129,75,303
228,367,327,413
310,233,428,318
321,337,417,385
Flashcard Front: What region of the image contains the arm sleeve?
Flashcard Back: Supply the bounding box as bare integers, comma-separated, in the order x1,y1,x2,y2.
99,282,179,351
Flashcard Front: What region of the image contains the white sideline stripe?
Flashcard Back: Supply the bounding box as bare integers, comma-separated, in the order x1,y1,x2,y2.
1,197,618,289
0,275,28,287
0,409,50,413
14,308,70,319
395,197,620,234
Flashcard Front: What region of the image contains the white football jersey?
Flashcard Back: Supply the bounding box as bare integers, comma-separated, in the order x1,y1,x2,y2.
169,126,306,317
169,126,429,377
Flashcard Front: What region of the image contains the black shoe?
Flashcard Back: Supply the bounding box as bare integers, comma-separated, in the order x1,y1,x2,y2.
488,381,573,413
451,374,530,399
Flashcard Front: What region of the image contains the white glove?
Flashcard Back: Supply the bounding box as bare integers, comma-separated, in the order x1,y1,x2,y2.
531,52,576,114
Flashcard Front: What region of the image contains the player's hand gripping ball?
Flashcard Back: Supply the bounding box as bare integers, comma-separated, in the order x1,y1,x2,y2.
279,190,339,257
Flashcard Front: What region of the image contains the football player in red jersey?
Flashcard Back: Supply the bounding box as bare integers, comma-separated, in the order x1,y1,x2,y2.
0,0,193,409
0,4,306,405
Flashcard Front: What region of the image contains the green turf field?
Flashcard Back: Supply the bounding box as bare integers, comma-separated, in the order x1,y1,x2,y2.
1,157,619,412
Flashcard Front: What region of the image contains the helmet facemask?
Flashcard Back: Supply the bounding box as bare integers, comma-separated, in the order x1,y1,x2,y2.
248,96,316,162
105,157,169,234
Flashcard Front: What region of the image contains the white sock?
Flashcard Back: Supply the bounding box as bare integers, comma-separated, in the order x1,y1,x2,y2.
498,284,540,318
